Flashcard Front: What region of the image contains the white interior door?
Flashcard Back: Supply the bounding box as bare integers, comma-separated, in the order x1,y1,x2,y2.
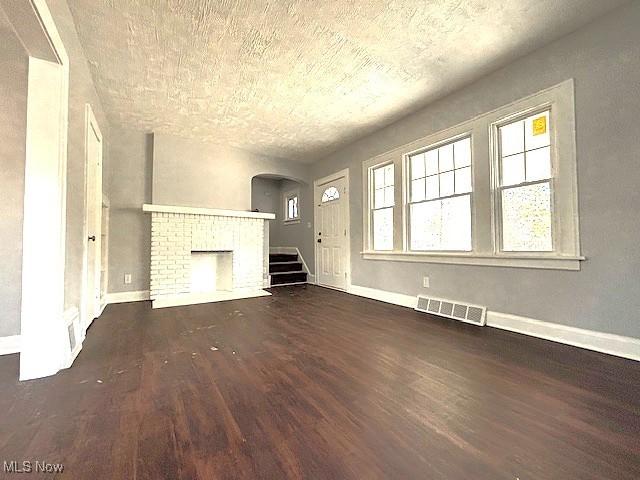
315,174,348,290
83,106,102,327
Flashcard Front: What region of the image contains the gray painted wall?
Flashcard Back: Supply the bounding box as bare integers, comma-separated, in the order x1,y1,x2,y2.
0,13,28,337
250,176,280,246
105,132,312,294
250,177,315,271
311,2,640,338
107,128,152,293
271,179,314,272
152,133,310,210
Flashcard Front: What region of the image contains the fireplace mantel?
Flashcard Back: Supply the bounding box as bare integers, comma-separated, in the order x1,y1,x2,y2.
143,203,272,308
143,203,275,220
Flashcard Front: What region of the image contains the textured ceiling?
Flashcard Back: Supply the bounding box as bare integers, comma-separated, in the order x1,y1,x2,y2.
67,0,625,162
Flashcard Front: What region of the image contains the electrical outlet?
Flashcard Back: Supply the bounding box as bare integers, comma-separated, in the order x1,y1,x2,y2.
422,276,430,288
124,274,132,285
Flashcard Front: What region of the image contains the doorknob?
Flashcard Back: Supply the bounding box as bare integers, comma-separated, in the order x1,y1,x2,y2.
88,235,96,242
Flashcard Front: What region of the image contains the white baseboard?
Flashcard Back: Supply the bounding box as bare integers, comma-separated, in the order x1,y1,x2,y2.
105,290,150,304
8,306,82,371
152,289,271,309
346,284,640,362
486,311,640,362
348,285,416,309
0,335,21,355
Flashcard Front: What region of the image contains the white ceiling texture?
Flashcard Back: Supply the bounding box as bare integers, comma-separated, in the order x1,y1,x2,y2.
67,0,626,162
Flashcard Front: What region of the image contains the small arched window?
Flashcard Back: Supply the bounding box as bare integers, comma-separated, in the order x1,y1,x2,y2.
321,186,340,203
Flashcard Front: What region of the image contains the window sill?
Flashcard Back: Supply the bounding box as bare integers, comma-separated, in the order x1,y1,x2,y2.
283,219,301,225
360,250,585,271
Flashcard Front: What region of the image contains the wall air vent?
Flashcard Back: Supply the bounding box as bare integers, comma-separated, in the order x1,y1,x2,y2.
67,323,76,352
415,295,487,326
64,307,80,354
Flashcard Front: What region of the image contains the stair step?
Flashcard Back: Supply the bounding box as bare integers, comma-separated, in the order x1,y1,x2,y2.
269,253,298,263
270,271,307,285
270,262,302,273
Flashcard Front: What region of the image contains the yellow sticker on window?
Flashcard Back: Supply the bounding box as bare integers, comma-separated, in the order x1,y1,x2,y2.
532,116,547,136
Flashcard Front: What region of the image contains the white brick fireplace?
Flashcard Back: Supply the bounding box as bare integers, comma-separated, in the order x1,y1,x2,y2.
143,204,275,308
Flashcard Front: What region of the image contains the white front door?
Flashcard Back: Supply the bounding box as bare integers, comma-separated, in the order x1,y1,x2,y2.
83,106,103,327
315,174,348,290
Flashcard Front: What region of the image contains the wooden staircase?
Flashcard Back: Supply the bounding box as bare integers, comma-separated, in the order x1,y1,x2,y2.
269,253,307,286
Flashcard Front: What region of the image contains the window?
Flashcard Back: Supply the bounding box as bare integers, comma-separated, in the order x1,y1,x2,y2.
361,80,581,270
408,137,472,251
287,195,298,219
371,163,394,250
284,190,299,222
321,186,340,202
497,110,552,251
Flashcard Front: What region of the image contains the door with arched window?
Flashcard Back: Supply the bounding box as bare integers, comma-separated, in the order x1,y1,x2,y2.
314,172,349,290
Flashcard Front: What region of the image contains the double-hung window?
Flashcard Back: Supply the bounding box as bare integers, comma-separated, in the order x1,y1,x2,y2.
284,190,299,222
371,163,394,250
497,110,552,252
408,137,472,251
362,80,581,270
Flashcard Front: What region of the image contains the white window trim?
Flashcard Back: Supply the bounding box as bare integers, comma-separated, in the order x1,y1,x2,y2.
492,107,555,253
283,188,300,224
362,79,584,271
364,158,401,252
405,133,474,252
369,161,395,251
360,251,583,270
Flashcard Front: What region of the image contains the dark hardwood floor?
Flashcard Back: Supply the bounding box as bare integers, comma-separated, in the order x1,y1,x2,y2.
0,285,639,479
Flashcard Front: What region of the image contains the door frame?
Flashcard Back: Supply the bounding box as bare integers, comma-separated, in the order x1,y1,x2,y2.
4,0,72,380
313,168,351,290
80,103,103,335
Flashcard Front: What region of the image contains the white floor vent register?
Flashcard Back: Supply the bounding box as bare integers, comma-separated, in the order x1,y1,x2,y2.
415,295,487,326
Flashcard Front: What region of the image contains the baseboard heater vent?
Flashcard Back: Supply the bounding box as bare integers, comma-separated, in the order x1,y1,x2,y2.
415,295,487,326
